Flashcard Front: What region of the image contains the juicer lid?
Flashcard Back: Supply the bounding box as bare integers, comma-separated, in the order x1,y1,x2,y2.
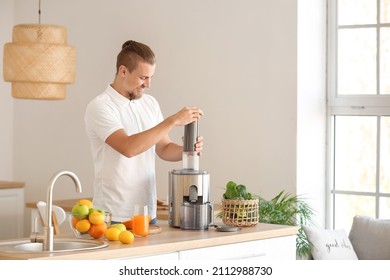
171,169,208,175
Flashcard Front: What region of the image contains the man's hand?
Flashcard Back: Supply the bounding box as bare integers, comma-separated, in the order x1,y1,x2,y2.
170,107,204,126
195,135,204,156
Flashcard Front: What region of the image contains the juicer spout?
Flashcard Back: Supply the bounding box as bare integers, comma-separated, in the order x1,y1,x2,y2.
189,185,198,203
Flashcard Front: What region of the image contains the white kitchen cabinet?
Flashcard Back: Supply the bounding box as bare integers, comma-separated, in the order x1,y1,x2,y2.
179,235,296,260
118,252,179,260
123,235,296,260
0,183,25,240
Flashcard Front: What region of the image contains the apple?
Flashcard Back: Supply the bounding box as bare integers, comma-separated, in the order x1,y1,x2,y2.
72,203,89,220
110,223,126,232
89,208,105,216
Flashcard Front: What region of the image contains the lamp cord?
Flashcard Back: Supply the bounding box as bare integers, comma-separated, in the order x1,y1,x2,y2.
38,0,41,24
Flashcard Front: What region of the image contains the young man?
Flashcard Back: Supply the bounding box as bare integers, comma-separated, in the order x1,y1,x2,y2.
85,40,203,223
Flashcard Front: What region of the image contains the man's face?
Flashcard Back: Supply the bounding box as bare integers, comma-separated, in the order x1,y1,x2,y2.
124,62,155,100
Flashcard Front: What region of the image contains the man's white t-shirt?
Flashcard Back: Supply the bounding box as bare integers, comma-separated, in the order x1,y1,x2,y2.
85,85,163,221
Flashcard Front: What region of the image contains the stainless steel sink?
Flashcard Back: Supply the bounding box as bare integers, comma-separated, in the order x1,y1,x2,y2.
0,172,109,255
0,238,108,254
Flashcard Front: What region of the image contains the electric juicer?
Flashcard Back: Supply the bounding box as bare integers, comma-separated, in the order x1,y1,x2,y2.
168,121,212,230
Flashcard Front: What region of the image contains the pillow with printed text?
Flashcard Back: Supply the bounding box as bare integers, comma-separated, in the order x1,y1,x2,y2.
303,226,358,260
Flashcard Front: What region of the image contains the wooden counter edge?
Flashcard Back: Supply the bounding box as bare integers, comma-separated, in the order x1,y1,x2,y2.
0,181,25,189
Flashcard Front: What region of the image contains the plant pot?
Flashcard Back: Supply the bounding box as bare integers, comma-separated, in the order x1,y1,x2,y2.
221,199,259,227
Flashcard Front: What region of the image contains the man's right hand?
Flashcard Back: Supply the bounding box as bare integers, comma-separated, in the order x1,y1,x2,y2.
170,107,204,126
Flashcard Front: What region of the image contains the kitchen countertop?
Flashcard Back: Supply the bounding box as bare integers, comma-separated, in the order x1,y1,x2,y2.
0,222,298,260
0,181,25,189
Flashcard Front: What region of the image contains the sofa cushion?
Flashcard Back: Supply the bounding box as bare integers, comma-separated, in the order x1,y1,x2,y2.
349,215,390,260
303,225,358,260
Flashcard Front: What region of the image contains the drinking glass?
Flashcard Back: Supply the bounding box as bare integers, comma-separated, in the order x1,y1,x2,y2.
132,205,149,237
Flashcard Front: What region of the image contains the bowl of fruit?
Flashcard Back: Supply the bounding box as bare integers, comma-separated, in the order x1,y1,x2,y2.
70,199,112,239
69,199,135,244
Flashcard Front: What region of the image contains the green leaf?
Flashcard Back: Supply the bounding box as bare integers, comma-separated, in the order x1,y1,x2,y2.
222,181,253,200
257,190,316,259
223,181,238,199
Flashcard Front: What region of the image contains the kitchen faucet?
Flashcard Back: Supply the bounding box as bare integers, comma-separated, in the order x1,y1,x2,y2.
31,170,82,251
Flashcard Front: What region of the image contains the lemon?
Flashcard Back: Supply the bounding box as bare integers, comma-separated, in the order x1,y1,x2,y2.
78,199,93,209
119,231,134,244
104,227,121,241
76,219,91,233
89,211,105,224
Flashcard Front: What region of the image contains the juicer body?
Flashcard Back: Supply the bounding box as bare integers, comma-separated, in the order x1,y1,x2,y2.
169,170,212,229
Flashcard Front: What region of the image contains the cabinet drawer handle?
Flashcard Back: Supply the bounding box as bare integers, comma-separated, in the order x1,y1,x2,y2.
228,253,266,260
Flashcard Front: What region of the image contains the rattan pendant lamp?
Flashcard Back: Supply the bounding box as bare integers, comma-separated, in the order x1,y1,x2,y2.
3,1,76,100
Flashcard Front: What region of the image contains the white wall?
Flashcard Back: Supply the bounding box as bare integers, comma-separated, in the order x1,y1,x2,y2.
0,0,327,237
0,0,14,180
297,0,327,227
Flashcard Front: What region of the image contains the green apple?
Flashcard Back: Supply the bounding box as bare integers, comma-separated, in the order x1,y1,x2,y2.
110,223,126,232
89,208,105,216
72,203,89,219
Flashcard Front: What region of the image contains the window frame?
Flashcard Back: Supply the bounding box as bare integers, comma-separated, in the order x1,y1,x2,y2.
328,0,390,115
327,0,390,229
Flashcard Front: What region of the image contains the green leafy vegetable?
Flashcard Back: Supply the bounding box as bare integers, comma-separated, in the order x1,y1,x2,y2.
223,181,253,200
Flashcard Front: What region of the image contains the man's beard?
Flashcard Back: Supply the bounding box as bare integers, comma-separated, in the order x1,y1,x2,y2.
128,88,143,100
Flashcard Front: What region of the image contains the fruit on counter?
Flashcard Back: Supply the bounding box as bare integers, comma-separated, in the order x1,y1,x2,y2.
104,227,121,241
122,219,133,229
75,219,91,233
71,216,80,228
71,199,109,239
88,211,105,224
88,222,107,239
72,203,89,220
77,199,93,210
119,231,134,244
89,208,105,215
110,223,126,232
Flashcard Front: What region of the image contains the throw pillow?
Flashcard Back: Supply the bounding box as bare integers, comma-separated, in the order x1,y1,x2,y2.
303,225,358,260
349,215,390,260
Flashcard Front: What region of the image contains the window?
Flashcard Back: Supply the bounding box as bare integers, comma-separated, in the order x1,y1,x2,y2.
327,0,390,231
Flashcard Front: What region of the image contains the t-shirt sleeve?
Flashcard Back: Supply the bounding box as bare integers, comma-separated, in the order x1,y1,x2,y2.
85,101,123,142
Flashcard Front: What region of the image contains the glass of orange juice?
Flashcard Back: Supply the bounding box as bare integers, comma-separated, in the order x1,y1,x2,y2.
132,205,149,237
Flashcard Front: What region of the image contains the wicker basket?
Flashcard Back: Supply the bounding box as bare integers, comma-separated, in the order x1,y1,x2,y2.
222,199,259,227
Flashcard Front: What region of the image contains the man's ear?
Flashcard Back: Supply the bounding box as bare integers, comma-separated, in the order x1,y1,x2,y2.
119,65,127,77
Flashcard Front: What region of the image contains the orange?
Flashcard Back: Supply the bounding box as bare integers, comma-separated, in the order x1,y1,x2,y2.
119,231,134,244
76,219,91,233
71,216,80,228
88,222,107,239
122,219,133,229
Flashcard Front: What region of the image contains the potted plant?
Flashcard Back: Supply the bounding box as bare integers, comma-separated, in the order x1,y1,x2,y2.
220,181,259,227
218,181,315,258
258,191,316,259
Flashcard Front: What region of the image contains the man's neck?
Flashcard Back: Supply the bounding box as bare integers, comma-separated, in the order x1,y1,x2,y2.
110,82,131,100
